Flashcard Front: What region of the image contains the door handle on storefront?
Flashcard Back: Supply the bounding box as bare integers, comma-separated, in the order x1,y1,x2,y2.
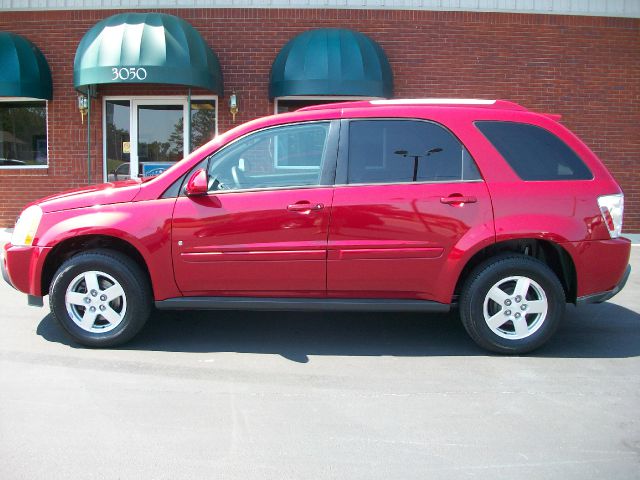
287,202,324,212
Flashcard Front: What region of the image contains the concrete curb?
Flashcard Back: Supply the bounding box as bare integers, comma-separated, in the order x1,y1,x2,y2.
1,228,11,244
625,233,640,245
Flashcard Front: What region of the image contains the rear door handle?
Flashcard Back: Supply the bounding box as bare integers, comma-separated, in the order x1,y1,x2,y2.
287,202,324,212
440,195,477,205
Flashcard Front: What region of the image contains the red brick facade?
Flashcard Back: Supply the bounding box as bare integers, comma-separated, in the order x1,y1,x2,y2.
0,8,638,231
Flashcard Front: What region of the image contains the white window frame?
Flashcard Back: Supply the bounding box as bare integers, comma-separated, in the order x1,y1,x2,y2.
102,95,218,182
0,97,49,169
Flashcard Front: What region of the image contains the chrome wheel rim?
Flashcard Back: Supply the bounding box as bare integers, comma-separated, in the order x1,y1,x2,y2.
483,275,548,340
65,271,127,333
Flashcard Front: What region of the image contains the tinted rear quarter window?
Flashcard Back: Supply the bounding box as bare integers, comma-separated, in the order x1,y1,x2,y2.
475,121,592,181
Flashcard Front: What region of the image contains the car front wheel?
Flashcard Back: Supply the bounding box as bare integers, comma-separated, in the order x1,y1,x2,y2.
49,249,151,347
459,254,566,354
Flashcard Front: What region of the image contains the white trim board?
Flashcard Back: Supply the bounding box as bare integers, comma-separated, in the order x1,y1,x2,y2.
0,1,638,18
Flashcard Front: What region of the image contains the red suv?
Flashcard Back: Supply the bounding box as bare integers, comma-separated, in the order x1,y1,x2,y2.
2,99,631,354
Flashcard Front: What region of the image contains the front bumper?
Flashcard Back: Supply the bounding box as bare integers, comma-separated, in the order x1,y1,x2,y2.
576,264,631,305
1,247,16,290
2,242,51,298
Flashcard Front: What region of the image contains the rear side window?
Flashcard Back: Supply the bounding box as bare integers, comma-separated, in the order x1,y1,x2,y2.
347,120,482,184
475,121,593,181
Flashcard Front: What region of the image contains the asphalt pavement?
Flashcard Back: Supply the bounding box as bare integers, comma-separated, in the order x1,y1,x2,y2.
0,240,638,479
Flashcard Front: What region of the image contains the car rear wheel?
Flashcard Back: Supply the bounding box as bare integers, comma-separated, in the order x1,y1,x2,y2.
49,249,151,347
459,255,565,354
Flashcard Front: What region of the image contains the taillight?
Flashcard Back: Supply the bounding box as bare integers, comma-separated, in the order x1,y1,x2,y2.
597,194,624,238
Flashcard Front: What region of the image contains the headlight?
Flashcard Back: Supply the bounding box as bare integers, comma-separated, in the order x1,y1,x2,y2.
11,205,43,247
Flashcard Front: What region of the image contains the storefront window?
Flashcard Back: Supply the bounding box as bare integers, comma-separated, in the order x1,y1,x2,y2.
105,100,131,181
275,97,372,114
276,99,345,114
0,101,47,167
191,100,216,150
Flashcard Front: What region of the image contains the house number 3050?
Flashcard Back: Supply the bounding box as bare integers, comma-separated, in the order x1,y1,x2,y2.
111,67,148,81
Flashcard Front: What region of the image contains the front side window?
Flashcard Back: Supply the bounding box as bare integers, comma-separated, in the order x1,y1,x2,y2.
207,122,331,192
475,121,593,181
0,101,47,167
347,120,481,184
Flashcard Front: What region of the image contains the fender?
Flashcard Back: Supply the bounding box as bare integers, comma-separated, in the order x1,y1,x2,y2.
431,221,496,304
35,198,181,300
431,216,591,305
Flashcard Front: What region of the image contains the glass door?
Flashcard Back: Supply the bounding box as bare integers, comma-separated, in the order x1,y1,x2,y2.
131,99,187,178
104,97,217,182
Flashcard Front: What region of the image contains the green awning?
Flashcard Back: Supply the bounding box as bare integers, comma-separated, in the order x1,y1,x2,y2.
74,13,223,94
269,28,393,99
0,32,52,100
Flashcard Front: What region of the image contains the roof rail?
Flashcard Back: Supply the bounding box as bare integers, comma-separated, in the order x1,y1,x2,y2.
297,98,527,112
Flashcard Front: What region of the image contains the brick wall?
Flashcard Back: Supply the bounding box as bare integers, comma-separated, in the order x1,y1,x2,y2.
0,8,638,231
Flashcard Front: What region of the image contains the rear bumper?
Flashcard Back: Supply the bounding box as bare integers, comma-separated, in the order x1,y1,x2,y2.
565,237,631,301
2,242,50,297
576,264,630,305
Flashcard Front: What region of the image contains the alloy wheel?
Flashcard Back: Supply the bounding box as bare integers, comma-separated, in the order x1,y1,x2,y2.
482,275,548,340
64,270,127,333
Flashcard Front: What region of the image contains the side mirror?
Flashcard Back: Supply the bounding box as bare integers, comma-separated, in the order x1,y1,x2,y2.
185,168,208,196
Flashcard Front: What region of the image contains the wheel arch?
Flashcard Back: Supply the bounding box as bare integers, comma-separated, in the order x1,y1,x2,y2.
41,234,152,297
453,238,577,304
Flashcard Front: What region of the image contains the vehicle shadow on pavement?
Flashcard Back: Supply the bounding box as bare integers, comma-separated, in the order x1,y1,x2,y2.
36,300,640,361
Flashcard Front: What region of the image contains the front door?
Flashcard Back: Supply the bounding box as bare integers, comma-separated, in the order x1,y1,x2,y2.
172,120,339,296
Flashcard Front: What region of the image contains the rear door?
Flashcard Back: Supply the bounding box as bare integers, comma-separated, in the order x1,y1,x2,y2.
327,119,494,300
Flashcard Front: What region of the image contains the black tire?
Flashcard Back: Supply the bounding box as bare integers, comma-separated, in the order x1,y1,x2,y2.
49,249,152,347
459,254,565,354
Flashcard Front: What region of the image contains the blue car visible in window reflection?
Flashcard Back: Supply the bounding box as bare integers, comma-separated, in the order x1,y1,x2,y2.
108,162,174,181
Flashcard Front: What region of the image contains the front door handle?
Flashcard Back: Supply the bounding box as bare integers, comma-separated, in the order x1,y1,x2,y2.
440,195,477,205
287,202,324,212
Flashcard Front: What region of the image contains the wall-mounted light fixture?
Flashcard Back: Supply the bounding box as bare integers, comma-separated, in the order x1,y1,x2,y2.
78,94,88,124
229,91,239,121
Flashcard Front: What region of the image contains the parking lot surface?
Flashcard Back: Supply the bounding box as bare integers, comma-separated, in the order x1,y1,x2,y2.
1,245,638,479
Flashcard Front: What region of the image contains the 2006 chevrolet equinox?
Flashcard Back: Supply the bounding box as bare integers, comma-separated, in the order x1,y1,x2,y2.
2,99,631,353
